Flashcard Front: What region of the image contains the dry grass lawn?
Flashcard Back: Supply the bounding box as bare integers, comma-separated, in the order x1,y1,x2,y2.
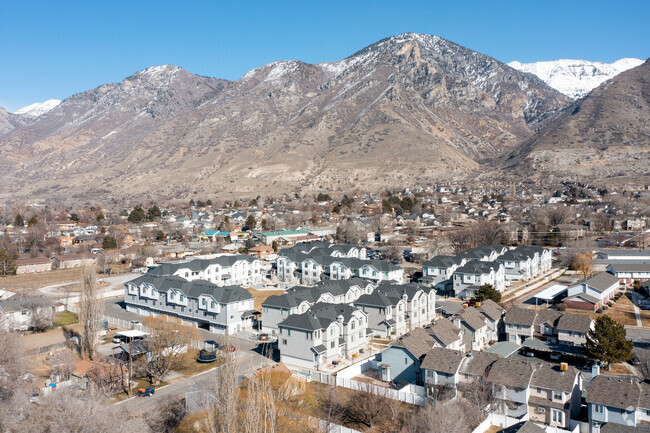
606,363,633,375
248,288,285,311
0,268,84,294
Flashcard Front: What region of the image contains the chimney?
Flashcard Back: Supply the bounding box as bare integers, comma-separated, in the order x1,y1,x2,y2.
591,362,600,377
453,318,461,329
337,314,344,324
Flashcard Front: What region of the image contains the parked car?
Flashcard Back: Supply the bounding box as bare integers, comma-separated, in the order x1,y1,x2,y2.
112,336,122,344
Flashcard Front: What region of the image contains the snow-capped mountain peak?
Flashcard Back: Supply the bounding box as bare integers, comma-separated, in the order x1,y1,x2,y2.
13,99,61,117
508,58,643,99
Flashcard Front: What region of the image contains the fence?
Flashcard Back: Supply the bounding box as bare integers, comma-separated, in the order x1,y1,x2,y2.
309,370,427,406
28,341,69,356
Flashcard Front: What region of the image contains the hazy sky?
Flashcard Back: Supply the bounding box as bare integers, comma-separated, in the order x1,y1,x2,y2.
1,0,648,111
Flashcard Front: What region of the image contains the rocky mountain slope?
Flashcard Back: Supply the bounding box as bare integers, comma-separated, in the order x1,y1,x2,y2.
509,58,643,99
13,99,62,117
503,59,650,183
0,33,570,202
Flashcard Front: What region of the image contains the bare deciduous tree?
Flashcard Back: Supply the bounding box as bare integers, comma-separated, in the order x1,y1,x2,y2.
138,316,199,385
0,328,25,431
26,299,53,332
206,349,240,433
79,266,104,360
15,388,152,433
572,252,594,279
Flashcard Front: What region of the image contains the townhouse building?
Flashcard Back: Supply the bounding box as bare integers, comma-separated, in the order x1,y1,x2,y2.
504,308,537,344
124,274,255,334
421,347,465,394
477,299,505,342
260,278,375,334
452,307,490,351
427,318,465,351
528,364,582,430
378,327,435,385
354,291,407,337
586,375,650,432
606,263,650,285
421,255,467,288
564,272,621,312
277,303,369,369
487,359,536,419
147,255,263,287
453,261,506,299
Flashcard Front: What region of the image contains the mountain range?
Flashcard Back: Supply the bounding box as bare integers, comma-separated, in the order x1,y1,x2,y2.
0,33,647,203
508,58,643,99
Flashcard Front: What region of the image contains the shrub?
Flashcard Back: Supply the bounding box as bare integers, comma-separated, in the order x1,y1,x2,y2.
557,303,567,311
596,308,603,314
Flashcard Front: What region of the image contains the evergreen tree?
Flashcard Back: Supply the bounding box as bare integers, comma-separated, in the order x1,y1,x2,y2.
147,205,162,221
102,236,118,250
470,284,502,304
69,213,79,222
156,231,165,241
244,214,257,231
128,206,146,223
585,315,633,367
382,199,393,214
27,216,38,226
0,249,16,275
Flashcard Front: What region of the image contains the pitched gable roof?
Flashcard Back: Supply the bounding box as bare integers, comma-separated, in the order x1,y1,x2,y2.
392,327,436,359
421,347,465,374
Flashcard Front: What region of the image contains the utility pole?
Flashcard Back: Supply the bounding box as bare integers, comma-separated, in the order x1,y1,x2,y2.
128,338,133,396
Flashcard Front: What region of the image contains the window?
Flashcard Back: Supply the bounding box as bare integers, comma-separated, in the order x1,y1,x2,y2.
21,310,27,316
211,301,216,308
330,341,335,348
282,339,287,345
181,307,185,313
330,327,335,336
553,391,563,401
404,357,408,365
551,409,563,425
351,322,355,330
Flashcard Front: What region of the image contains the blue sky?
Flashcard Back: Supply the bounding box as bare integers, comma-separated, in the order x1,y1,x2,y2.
0,0,648,111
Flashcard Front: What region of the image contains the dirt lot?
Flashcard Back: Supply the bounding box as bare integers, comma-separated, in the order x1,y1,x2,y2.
0,268,83,294
248,288,285,311
20,325,81,351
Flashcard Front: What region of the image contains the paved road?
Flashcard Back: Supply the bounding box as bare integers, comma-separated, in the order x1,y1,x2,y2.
117,350,270,413
626,327,650,349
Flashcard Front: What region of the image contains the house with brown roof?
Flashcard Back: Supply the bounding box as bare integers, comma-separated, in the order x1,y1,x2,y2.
15,257,52,274
377,327,435,385
528,363,583,429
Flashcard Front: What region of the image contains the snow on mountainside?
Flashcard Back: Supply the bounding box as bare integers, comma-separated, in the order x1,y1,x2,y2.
508,58,643,99
13,99,62,117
